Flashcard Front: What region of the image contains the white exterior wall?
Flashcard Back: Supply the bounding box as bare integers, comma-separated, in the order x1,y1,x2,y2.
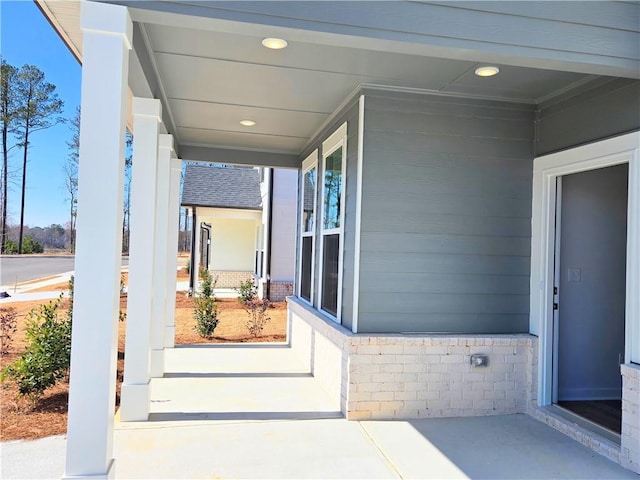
256,167,297,300
210,217,259,272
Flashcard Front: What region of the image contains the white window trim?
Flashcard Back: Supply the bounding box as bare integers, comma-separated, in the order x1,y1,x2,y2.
297,150,318,305
318,122,348,323
530,131,640,407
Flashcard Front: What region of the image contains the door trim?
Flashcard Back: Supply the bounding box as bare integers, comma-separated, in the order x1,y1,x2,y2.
551,177,562,404
530,132,640,406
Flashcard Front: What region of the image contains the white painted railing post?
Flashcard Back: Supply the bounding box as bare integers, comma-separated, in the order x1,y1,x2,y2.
164,155,182,347
63,2,131,479
120,97,162,421
149,135,173,377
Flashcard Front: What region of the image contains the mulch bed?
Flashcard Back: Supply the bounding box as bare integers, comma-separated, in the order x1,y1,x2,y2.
0,291,287,441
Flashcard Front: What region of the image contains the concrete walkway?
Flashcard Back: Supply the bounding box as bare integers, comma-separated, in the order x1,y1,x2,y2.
3,343,637,479
1,271,235,303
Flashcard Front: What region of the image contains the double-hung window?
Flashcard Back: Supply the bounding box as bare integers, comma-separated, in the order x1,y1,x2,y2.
319,123,347,321
298,150,317,303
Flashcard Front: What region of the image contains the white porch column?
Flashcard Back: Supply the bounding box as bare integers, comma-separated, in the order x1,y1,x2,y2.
120,98,162,421
63,3,131,479
149,135,173,377
164,155,181,347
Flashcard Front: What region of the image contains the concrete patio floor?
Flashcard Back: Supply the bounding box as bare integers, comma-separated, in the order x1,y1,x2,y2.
3,343,637,479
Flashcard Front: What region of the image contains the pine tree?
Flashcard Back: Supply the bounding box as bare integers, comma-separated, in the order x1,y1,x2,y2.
12,65,64,253
0,59,19,253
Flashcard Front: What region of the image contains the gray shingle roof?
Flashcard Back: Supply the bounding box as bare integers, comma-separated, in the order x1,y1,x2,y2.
181,164,262,210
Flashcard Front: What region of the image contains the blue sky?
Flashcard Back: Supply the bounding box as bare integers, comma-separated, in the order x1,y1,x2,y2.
1,0,81,228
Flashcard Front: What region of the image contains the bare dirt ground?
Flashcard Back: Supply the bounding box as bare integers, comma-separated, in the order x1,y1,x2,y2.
0,284,287,441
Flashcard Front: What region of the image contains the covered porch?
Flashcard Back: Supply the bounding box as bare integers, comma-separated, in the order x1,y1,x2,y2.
35,1,640,478
4,340,637,479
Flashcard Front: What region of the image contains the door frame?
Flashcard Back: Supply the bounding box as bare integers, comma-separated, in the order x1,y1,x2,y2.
530,132,640,406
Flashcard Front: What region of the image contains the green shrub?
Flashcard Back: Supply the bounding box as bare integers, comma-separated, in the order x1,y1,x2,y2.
3,236,44,254
4,239,18,254
1,297,71,402
67,276,74,321
235,279,257,305
193,269,218,338
22,236,44,254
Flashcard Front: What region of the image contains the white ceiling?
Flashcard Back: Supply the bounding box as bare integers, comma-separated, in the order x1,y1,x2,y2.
37,1,607,156
141,22,598,154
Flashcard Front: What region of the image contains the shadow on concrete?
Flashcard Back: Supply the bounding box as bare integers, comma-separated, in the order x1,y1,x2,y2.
148,411,343,422
163,371,312,378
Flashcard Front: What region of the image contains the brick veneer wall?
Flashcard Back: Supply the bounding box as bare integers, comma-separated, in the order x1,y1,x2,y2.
269,281,294,302
211,271,253,289
621,363,640,474
347,335,536,420
287,298,537,421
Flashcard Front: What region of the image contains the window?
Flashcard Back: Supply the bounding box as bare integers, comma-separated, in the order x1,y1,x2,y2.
254,224,264,278
319,123,347,321
298,151,318,303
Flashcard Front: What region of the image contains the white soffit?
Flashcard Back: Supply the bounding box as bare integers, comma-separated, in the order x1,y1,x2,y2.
38,0,609,156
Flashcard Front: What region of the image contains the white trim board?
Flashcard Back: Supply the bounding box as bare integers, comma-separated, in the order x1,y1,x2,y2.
352,95,365,334
530,131,640,406
318,122,348,323
297,150,318,306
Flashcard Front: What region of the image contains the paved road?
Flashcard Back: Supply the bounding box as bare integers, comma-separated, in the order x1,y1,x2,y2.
0,255,129,286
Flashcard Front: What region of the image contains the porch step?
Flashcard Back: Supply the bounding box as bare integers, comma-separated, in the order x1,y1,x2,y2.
150,344,342,421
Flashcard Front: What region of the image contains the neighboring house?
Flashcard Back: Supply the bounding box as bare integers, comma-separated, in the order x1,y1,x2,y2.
36,1,640,478
181,164,296,300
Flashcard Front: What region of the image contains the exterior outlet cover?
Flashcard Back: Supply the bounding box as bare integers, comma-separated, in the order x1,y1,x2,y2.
470,354,488,367
568,267,581,282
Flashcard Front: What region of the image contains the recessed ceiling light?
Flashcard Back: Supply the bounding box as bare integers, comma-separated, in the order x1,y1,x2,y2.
474,66,500,77
240,120,256,127
261,37,288,50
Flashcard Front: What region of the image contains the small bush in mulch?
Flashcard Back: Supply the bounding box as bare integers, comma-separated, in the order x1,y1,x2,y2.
0,307,18,355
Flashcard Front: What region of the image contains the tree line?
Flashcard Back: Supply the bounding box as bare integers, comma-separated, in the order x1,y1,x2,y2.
1,58,194,256
1,59,65,254
0,59,138,255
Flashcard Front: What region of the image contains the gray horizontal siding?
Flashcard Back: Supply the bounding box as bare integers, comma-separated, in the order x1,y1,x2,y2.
362,272,530,296
358,91,534,334
361,233,531,257
361,213,531,238
359,293,530,315
360,252,531,276
356,313,529,334
536,78,640,156
366,132,533,160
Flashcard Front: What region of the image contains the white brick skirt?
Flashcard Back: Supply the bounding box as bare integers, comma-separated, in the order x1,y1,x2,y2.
287,297,537,421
